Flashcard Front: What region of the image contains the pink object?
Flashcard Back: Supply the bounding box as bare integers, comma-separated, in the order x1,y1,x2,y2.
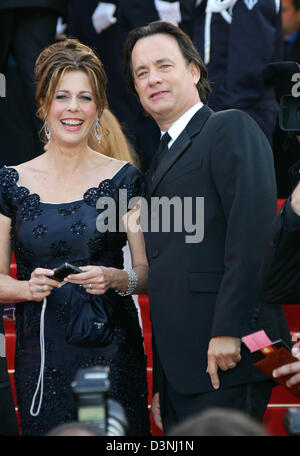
242,330,273,352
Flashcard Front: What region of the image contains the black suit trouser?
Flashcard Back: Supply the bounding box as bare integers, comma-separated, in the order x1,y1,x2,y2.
154,343,273,433
163,377,273,433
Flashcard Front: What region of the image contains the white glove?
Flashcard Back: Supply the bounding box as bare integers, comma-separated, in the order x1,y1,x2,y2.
154,0,181,26
56,17,67,41
92,2,117,34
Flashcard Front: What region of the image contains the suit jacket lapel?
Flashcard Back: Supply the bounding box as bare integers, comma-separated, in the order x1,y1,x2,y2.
147,105,213,198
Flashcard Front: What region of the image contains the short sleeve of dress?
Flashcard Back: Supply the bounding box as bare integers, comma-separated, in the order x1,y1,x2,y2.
0,166,16,218
119,163,145,202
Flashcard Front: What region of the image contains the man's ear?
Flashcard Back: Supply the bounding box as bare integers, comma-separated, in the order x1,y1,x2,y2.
189,61,201,86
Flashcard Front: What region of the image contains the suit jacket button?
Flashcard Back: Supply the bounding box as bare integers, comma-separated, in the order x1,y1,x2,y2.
152,250,159,258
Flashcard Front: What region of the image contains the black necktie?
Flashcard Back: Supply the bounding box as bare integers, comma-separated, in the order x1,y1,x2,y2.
151,132,171,182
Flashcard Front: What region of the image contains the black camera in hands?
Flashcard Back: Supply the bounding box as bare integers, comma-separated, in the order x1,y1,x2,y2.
280,93,300,135
71,365,128,436
264,61,300,134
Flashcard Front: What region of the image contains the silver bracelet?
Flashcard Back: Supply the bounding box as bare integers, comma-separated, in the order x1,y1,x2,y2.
115,269,138,296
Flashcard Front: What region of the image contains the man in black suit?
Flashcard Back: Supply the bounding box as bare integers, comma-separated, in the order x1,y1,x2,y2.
123,20,291,433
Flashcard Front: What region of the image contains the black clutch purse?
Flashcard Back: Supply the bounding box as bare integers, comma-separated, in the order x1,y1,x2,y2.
66,286,114,347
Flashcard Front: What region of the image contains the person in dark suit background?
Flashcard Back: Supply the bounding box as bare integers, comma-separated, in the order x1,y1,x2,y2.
0,0,68,167
261,175,300,306
123,20,291,433
192,0,282,146
271,0,300,197
282,0,300,60
117,0,196,43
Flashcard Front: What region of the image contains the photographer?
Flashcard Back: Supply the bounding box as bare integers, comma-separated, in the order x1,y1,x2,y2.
261,173,300,387
264,58,300,197
261,171,300,306
266,0,300,197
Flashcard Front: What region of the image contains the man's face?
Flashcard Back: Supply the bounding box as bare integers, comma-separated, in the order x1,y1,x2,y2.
131,33,200,130
282,0,300,37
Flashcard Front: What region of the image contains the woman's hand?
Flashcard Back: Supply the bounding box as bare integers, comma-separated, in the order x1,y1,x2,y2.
28,268,62,302
65,265,120,295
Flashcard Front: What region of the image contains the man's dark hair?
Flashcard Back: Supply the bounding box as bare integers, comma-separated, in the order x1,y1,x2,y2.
292,0,300,10
123,20,211,105
167,408,268,436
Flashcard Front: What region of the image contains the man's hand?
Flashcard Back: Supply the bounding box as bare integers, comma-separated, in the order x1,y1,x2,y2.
151,392,163,431
291,180,300,216
273,361,300,388
207,336,242,389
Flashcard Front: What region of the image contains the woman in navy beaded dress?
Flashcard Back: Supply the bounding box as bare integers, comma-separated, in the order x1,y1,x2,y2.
0,39,150,436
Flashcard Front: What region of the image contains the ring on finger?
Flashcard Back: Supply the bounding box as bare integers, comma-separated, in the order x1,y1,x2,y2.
227,362,235,368
39,285,46,292
87,283,93,290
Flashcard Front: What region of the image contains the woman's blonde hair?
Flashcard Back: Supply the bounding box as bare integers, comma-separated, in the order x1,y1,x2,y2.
35,38,108,141
89,109,139,166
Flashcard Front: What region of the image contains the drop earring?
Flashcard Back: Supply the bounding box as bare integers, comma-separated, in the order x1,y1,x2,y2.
94,117,102,144
44,121,51,141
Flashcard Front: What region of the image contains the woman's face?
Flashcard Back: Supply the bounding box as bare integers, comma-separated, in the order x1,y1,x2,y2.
46,70,98,147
